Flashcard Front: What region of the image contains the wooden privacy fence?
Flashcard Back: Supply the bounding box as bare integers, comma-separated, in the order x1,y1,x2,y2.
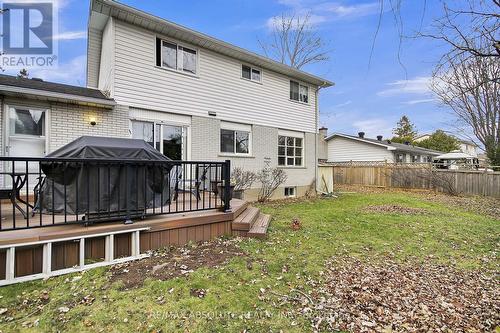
318,163,500,198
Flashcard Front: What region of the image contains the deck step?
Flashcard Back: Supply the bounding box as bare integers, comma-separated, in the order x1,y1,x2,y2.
247,214,271,239
232,206,260,231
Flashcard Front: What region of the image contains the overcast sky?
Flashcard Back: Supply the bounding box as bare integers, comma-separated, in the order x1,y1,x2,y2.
5,0,459,139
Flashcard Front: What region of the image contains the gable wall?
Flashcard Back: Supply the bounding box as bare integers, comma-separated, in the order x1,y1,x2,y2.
327,136,394,162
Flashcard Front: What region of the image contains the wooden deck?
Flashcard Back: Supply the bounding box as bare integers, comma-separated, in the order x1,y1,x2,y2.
0,196,272,285
0,191,223,231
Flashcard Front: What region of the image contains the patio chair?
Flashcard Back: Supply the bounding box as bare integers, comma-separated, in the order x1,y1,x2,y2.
173,165,210,201
31,176,46,216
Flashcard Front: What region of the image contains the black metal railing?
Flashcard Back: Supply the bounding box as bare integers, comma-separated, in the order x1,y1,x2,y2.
0,157,231,231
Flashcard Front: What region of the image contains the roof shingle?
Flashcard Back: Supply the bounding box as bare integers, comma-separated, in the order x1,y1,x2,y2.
0,74,112,101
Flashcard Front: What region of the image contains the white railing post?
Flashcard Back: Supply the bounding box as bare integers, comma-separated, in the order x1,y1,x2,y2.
79,238,85,268
131,231,140,257
105,235,114,262
6,247,15,280
42,242,52,275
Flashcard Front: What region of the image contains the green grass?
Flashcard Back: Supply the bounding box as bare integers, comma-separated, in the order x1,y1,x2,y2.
0,192,498,332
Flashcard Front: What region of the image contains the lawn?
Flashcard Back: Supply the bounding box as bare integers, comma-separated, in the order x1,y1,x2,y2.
0,191,498,332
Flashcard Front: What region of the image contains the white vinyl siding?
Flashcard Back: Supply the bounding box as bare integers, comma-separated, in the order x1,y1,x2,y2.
112,20,317,133
86,27,103,88
97,18,115,96
327,137,394,162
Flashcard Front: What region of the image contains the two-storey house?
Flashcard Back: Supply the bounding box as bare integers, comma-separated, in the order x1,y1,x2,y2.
87,0,332,199
0,0,332,200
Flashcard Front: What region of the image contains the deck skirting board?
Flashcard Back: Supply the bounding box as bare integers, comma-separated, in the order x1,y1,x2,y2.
0,227,150,286
0,200,250,285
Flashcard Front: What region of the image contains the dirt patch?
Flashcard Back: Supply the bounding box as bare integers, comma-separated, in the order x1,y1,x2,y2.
271,257,499,332
422,192,500,220
363,204,429,215
336,185,500,220
108,238,245,289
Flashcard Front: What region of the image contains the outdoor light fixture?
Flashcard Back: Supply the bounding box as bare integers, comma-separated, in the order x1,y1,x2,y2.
90,117,97,126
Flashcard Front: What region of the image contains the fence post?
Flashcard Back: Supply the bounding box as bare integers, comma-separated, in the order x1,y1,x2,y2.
383,160,388,188
223,160,231,212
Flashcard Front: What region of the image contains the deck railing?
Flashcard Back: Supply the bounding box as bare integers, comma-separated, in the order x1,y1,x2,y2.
0,157,231,231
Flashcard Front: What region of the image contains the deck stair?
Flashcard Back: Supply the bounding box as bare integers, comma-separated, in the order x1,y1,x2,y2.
231,205,270,239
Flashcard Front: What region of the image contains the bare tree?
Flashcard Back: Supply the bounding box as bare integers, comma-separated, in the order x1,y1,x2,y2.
369,1,499,69
259,12,329,69
417,0,499,61
431,44,500,166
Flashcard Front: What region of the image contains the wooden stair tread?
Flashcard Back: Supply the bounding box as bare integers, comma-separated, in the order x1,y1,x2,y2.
247,214,271,239
232,206,260,231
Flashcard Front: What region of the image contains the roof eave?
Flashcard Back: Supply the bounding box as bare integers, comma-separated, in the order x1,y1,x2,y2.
90,0,334,87
0,85,116,108
325,133,393,149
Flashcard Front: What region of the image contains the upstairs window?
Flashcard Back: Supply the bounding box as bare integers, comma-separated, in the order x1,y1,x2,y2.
290,80,308,103
156,38,198,75
242,65,261,83
161,41,177,69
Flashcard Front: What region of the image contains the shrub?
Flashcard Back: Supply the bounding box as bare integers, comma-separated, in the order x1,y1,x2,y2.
257,165,287,202
231,167,257,192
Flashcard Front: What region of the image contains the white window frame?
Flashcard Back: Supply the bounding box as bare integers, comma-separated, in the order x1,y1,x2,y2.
395,153,405,163
129,118,190,160
289,80,309,104
284,187,296,198
220,122,252,156
241,64,262,83
278,130,304,167
4,104,50,156
158,37,199,76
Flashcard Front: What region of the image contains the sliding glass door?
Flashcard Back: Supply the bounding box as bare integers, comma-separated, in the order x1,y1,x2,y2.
131,120,187,160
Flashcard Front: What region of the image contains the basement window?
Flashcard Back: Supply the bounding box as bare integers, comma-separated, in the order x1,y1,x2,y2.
284,187,296,197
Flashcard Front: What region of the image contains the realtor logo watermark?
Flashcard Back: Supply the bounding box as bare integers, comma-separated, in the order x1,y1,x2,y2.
1,0,58,69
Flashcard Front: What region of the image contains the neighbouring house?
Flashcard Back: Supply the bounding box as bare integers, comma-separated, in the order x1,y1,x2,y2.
319,131,442,163
1,0,333,200
415,133,479,157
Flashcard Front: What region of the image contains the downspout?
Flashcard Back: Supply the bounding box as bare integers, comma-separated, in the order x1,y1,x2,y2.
314,83,325,194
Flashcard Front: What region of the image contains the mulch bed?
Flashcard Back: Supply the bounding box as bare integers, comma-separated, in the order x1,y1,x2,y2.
363,205,429,215
108,238,245,289
271,257,499,332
